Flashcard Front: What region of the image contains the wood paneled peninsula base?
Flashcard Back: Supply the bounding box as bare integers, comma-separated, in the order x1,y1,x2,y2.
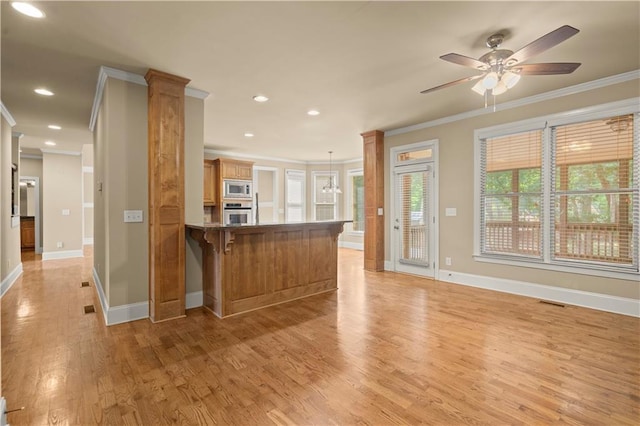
187,221,350,318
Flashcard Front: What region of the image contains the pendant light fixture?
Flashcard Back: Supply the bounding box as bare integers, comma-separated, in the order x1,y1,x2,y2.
322,151,342,194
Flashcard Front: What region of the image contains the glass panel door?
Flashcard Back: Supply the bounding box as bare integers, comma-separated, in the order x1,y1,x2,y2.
394,163,433,276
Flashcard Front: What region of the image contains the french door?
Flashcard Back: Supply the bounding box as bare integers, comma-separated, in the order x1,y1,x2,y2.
393,162,435,277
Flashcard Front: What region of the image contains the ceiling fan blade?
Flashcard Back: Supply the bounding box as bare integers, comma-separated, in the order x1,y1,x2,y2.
420,74,484,94
512,62,581,75
440,53,489,70
506,25,579,64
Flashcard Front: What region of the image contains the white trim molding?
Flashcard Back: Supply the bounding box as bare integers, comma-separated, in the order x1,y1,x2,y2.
40,149,82,156
42,250,84,261
93,267,149,325
90,66,209,131
1,101,16,126
438,269,640,318
1,263,23,297
338,241,364,251
83,237,94,245
186,291,203,309
387,70,640,137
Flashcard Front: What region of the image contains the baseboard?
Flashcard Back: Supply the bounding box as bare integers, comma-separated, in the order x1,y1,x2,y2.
438,269,640,318
42,249,83,261
1,263,23,297
338,241,364,250
186,291,203,309
92,268,109,325
108,301,149,326
92,268,202,325
83,237,94,245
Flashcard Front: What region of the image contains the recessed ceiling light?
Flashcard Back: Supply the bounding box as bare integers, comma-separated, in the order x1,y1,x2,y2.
11,2,45,18
48,124,61,130
244,133,254,138
253,95,269,103
307,110,320,116
44,141,56,146
34,88,54,96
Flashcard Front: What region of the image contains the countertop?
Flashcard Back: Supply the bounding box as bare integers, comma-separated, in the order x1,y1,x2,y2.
186,220,352,231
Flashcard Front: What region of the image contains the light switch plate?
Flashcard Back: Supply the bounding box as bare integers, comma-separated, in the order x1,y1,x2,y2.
445,207,457,217
62,209,70,216
124,210,143,223
377,207,384,216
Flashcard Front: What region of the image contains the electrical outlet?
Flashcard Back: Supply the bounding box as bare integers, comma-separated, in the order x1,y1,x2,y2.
57,242,63,248
445,257,452,266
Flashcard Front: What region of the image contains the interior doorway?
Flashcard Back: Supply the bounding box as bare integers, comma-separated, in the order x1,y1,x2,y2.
390,141,438,278
253,166,279,223
19,176,41,257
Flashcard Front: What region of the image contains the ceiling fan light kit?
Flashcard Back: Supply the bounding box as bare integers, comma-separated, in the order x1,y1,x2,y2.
421,25,581,103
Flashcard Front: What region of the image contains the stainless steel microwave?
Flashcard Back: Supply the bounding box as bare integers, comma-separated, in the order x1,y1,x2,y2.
223,179,252,199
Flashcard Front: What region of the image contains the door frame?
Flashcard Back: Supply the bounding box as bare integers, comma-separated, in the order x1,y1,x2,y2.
20,175,41,254
389,140,439,278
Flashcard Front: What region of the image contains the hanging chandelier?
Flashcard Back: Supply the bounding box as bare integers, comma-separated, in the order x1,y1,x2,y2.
322,151,342,194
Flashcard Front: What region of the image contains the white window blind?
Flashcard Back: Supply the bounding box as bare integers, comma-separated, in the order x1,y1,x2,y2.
313,173,337,221
551,114,637,268
480,129,543,258
285,170,305,222
348,170,364,232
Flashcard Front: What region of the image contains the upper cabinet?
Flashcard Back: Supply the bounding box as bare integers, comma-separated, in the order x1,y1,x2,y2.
203,159,217,206
219,159,254,180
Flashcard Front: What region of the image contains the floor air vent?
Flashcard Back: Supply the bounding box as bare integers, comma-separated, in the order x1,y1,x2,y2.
84,305,96,314
539,300,565,308
81,281,90,287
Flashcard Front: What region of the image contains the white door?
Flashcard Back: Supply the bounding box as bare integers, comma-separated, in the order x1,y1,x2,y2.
393,163,435,277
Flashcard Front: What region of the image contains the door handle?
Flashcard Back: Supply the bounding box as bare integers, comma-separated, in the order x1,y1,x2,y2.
393,225,399,230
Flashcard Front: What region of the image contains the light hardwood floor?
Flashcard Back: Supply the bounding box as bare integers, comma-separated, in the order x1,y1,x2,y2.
2,248,639,424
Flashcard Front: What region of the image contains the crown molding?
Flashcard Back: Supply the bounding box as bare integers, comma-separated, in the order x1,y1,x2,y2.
0,102,16,127
12,132,24,139
40,148,81,156
204,148,362,165
20,153,43,160
386,69,640,137
89,66,210,131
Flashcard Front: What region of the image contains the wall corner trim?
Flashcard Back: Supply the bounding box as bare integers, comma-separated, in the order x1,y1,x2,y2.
89,66,209,131
1,101,17,127
437,269,640,318
1,263,23,298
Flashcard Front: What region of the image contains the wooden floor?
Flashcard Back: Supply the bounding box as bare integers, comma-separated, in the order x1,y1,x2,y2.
2,248,639,425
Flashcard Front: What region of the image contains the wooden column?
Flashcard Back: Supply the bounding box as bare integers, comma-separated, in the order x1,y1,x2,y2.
145,69,190,322
361,130,384,271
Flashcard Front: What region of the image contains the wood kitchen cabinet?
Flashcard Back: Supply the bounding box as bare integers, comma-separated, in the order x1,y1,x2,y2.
20,217,35,249
219,159,254,180
203,159,217,206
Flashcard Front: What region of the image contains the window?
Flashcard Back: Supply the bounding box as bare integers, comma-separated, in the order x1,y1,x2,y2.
347,169,364,232
285,169,305,222
476,102,639,276
313,172,338,221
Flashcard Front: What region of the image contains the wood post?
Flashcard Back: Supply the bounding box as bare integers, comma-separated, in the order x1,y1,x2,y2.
145,69,190,322
361,130,384,271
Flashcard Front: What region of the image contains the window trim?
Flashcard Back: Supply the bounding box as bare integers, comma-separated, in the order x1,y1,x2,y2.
474,97,640,279
346,168,364,235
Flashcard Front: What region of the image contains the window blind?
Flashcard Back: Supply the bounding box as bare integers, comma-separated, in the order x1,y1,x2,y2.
551,114,637,267
480,130,543,258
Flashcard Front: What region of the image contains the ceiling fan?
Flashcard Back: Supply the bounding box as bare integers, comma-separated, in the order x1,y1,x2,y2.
421,25,581,97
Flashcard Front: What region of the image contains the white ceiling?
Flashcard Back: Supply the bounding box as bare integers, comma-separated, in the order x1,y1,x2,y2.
2,1,639,162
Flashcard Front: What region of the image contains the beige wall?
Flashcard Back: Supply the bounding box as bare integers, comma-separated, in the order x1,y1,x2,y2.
1,118,22,282
42,152,83,254
20,157,43,251
185,96,205,294
385,79,640,300
94,77,205,308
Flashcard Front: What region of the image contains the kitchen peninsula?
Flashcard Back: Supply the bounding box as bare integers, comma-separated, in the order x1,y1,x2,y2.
187,220,350,318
